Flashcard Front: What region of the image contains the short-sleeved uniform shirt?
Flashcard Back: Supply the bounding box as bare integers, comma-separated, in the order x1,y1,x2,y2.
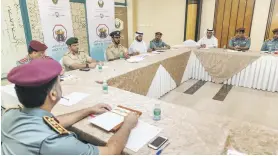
149,39,169,49
62,50,91,71
106,43,127,61
228,37,251,49
1,108,99,155
261,39,278,52
16,55,52,66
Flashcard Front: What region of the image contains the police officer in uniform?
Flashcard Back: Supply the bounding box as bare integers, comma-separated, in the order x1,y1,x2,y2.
16,40,52,66
228,28,251,51
62,37,102,71
261,28,278,52
106,31,129,61
1,59,139,155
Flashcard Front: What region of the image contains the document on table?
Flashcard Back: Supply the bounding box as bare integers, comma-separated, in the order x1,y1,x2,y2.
1,84,16,97
89,111,124,131
58,92,90,106
126,120,162,152
60,74,76,81
126,56,145,63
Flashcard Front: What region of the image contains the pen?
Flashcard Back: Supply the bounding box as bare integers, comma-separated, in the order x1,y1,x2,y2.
62,97,69,101
156,142,170,155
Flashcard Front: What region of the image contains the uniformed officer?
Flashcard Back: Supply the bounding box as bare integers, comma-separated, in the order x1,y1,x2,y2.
261,28,278,52
228,28,251,51
106,31,129,61
16,40,52,66
2,59,139,155
149,32,171,50
63,37,102,71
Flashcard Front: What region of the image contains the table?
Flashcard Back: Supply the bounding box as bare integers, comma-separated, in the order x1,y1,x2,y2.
2,48,278,154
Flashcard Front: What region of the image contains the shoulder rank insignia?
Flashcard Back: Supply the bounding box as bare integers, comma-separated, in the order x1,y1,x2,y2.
43,116,69,135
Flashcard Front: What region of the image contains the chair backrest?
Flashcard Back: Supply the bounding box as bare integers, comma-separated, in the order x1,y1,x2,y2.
183,40,198,47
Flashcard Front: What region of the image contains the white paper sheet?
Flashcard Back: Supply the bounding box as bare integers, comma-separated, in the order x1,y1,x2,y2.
58,92,90,106
126,56,145,63
126,120,162,152
60,74,76,81
1,84,16,97
89,111,124,131
152,51,161,54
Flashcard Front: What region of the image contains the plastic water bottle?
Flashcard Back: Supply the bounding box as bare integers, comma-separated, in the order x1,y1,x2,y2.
268,44,273,53
120,52,124,59
223,45,227,52
153,104,161,121
98,64,102,72
102,80,108,94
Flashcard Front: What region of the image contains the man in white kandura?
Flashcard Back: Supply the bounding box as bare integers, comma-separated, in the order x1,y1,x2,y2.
128,31,151,56
197,29,218,48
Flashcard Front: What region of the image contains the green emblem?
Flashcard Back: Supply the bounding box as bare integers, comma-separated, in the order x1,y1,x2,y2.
98,0,104,8
52,0,58,5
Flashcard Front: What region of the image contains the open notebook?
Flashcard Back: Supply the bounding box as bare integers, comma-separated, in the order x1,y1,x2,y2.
89,105,142,132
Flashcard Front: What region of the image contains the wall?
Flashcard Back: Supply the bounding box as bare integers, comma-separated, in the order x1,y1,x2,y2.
200,0,272,51
199,0,216,39
135,0,186,46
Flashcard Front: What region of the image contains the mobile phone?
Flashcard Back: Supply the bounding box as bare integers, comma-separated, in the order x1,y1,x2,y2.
148,136,168,150
79,68,90,71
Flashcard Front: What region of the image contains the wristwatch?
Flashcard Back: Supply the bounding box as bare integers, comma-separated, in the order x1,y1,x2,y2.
86,63,89,68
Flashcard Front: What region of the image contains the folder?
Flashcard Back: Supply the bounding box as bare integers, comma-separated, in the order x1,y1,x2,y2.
89,105,142,132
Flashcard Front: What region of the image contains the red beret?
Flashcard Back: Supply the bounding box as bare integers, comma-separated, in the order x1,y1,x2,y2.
272,28,278,33
29,40,48,51
8,59,62,87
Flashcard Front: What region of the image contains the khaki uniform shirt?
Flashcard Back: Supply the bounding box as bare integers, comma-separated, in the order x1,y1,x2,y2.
62,50,91,71
106,43,127,61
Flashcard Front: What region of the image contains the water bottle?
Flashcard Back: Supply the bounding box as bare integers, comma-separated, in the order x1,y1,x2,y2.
102,80,108,94
98,64,102,72
268,44,273,53
120,52,124,59
223,45,227,52
153,104,161,121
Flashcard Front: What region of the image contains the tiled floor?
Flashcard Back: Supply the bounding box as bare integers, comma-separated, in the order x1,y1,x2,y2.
160,79,278,129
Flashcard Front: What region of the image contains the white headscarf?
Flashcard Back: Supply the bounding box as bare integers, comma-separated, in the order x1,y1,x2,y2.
129,31,147,54
197,28,218,48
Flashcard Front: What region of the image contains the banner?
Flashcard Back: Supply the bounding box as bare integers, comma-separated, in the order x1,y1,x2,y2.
38,0,74,61
86,0,115,61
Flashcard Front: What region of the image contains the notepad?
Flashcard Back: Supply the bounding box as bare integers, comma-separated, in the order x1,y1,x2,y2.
1,84,16,97
126,56,145,63
126,120,162,152
58,92,90,106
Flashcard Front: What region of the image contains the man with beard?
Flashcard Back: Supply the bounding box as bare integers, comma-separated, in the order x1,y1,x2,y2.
128,31,152,56
1,59,139,155
106,31,129,61
197,29,218,48
261,28,278,52
63,37,102,71
149,32,170,51
228,28,251,51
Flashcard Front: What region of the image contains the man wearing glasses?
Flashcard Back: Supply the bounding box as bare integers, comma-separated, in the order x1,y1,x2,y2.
106,31,130,61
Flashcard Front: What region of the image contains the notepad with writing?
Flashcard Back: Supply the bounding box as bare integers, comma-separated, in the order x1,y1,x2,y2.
89,105,142,132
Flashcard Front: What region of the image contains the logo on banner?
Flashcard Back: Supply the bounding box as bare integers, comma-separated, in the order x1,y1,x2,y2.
96,24,109,39
115,18,124,31
52,0,58,5
53,24,67,42
98,0,104,8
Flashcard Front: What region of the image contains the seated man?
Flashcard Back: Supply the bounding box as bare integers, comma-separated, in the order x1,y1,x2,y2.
128,31,152,55
16,40,51,66
106,31,129,61
63,37,101,71
197,29,218,48
149,32,170,50
2,59,139,155
228,28,251,51
261,28,278,52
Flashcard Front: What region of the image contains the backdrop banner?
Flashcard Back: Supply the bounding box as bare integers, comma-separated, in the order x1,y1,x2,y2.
86,0,115,61
38,0,74,61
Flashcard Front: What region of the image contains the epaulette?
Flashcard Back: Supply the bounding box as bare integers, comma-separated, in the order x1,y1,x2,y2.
18,57,29,64
43,55,53,59
43,116,70,135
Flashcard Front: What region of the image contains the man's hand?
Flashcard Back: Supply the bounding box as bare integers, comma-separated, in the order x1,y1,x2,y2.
135,52,140,55
89,62,97,68
91,103,112,114
201,44,206,48
124,52,130,59
122,112,139,129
